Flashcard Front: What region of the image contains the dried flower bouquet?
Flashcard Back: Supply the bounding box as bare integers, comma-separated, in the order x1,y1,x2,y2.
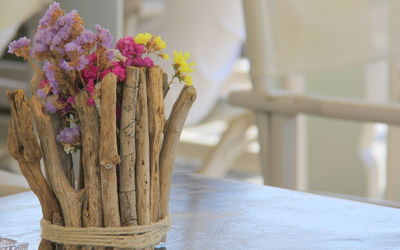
7,2,196,249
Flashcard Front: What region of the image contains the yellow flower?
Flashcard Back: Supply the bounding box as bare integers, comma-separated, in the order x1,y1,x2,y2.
134,33,152,45
173,51,194,73
182,75,193,86
153,36,167,50
180,62,194,73
159,53,169,60
171,51,195,86
173,51,190,65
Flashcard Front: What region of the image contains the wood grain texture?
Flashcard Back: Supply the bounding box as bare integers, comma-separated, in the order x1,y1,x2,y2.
7,90,62,250
99,73,121,227
119,66,139,226
162,73,169,98
75,91,103,229
50,113,75,188
159,86,196,220
31,96,83,250
146,66,164,222
135,68,151,225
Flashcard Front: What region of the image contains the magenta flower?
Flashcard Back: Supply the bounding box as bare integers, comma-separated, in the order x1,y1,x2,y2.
87,98,96,106
116,36,144,58
131,56,154,68
66,96,75,104
39,79,49,88
86,79,96,95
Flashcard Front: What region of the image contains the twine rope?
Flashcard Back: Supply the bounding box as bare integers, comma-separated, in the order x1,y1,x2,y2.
41,216,171,248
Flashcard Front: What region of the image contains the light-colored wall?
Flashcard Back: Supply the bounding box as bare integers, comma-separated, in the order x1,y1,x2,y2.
59,0,124,39
306,66,367,196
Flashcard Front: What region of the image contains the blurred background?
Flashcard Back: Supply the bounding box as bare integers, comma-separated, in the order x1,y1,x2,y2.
1,0,400,205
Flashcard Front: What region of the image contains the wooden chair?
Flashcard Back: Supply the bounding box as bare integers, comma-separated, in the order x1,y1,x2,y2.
230,0,400,201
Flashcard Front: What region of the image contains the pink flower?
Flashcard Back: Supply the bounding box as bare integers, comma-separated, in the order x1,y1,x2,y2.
131,56,154,68
66,96,75,103
99,62,126,82
81,62,99,83
111,62,126,81
86,79,96,95
39,79,49,88
116,36,145,58
87,97,96,106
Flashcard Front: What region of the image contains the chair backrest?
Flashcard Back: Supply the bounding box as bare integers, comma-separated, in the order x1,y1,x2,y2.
242,0,270,92
234,0,400,200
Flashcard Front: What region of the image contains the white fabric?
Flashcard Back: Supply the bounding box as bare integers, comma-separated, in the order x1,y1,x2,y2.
264,0,391,74
139,0,245,126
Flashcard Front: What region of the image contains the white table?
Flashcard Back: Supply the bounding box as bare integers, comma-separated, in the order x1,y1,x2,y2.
1,170,400,249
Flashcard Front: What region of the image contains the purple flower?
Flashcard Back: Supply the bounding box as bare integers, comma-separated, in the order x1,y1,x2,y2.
36,89,47,98
65,40,83,53
43,61,59,94
56,126,80,144
32,27,55,56
8,37,31,54
60,60,74,72
106,50,114,61
50,10,79,51
38,2,63,28
95,24,113,49
77,55,89,71
45,100,57,113
77,29,96,45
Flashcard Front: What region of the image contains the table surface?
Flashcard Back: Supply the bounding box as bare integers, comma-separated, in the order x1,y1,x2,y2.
1,170,400,250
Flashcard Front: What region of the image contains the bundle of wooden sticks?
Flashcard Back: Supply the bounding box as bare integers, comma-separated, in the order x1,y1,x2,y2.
7,66,196,249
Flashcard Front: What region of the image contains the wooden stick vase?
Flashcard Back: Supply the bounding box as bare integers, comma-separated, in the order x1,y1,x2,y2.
7,67,196,249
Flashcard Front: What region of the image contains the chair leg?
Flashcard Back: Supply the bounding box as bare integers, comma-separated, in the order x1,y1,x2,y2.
197,112,253,177
385,59,400,201
257,112,306,190
361,60,388,199
385,127,400,201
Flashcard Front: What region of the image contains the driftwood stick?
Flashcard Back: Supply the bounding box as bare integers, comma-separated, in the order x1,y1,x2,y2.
76,91,103,229
162,73,169,98
50,113,75,188
30,71,53,190
29,70,44,94
7,90,62,250
159,86,196,220
119,67,139,226
78,153,85,190
146,66,164,222
135,68,151,225
99,73,121,227
31,96,83,250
